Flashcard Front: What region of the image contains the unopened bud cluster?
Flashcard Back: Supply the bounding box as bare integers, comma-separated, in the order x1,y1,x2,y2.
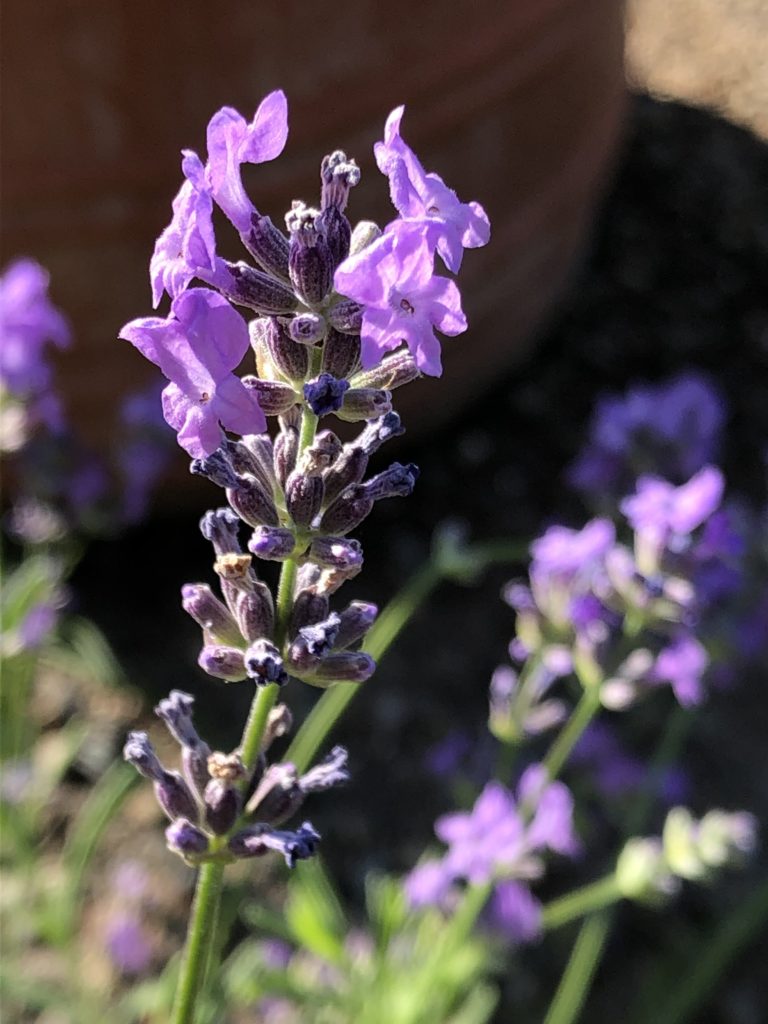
123,690,348,866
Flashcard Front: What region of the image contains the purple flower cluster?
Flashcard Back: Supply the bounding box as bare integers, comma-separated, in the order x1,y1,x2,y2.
121,90,489,457
569,372,725,506
502,466,731,715
123,690,346,867
407,766,578,943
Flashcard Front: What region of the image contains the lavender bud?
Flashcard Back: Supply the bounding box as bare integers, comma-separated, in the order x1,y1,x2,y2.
204,778,241,835
308,430,343,468
303,374,350,417
242,376,298,415
308,536,363,571
154,690,199,747
227,476,279,528
354,463,419,501
319,493,374,535
263,704,294,752
327,301,363,336
302,651,376,685
190,450,239,489
181,584,242,646
349,220,381,255
321,150,360,213
258,316,309,382
318,205,351,269
349,348,420,391
334,600,378,649
273,426,299,490
198,644,248,682
289,590,330,637
286,469,324,528
222,261,298,315
229,822,321,867
322,447,369,507
123,731,163,780
240,434,277,492
155,771,199,822
200,508,241,555
243,213,291,281
166,818,210,860
182,745,212,805
299,746,349,792
248,526,296,561
336,388,392,422
321,329,361,381
286,202,333,307
288,313,326,346
356,412,405,454
245,638,287,686
234,583,275,644
213,552,257,590
298,613,341,657
246,762,302,823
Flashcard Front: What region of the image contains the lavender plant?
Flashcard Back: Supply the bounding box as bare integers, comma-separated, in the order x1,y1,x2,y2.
118,89,489,1022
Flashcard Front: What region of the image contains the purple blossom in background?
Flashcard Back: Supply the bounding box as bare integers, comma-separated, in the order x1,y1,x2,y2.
407,768,578,941
568,373,725,502
105,913,153,975
488,880,543,943
0,259,70,396
651,632,709,707
530,519,615,585
17,601,58,650
374,105,490,272
621,466,724,569
118,383,174,523
151,91,288,305
335,221,467,376
120,288,265,457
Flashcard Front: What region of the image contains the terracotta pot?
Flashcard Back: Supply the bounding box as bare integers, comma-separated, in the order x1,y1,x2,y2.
1,0,626,472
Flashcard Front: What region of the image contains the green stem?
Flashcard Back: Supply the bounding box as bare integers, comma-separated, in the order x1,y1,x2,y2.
542,687,602,784
171,861,225,1024
542,911,612,1024
541,874,621,932
171,387,322,1024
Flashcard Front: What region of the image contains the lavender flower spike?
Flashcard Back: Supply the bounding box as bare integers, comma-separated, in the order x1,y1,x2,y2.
374,105,490,272
120,288,266,457
335,221,466,376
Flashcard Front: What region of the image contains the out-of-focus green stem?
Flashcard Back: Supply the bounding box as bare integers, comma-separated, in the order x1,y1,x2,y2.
541,874,621,932
542,911,612,1024
542,687,602,784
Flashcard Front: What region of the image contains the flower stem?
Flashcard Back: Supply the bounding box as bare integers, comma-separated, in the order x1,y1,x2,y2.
542,686,602,783
171,390,322,1024
170,861,225,1024
542,911,612,1024
541,874,622,932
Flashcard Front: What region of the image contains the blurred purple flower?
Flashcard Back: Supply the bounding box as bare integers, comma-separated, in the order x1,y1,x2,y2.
488,880,543,943
0,258,70,396
620,466,724,547
18,602,58,650
374,105,490,272
120,288,265,457
530,519,615,585
334,221,466,376
651,632,709,707
106,913,152,975
569,373,725,500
